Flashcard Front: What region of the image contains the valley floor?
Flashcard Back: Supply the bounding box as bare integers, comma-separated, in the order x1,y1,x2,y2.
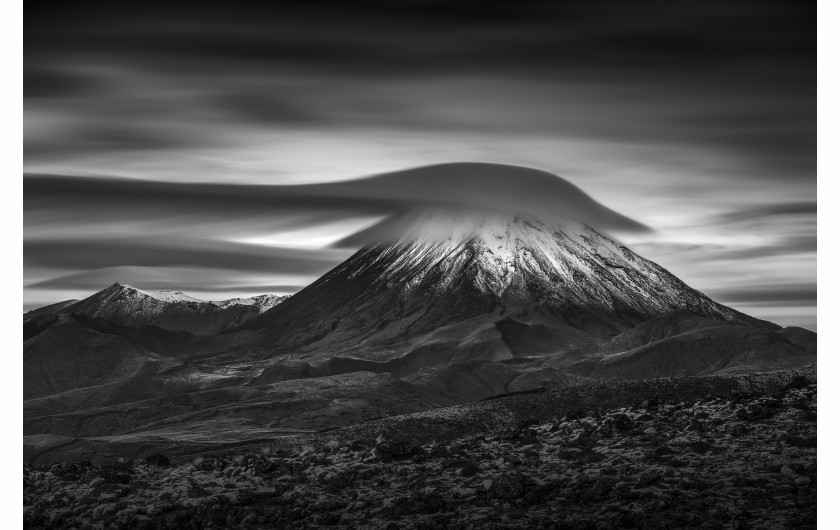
23,373,816,529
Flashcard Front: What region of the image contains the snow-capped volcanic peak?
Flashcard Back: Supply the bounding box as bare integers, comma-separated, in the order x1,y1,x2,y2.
336,210,757,326
360,211,624,296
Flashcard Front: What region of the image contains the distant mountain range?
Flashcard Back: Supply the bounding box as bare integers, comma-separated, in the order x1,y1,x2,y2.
23,164,816,463
25,284,287,335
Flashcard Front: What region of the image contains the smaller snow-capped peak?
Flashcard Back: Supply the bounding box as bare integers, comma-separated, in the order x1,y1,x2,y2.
211,294,289,312
128,286,203,304
75,283,204,321
97,283,287,309
249,294,290,310
98,283,201,302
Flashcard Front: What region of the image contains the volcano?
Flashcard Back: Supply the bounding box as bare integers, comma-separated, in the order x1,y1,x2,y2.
243,210,767,351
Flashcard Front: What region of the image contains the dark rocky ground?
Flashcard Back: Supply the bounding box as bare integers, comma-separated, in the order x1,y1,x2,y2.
23,368,816,529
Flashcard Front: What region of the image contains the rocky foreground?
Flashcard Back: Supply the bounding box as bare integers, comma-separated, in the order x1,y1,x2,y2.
24,370,817,529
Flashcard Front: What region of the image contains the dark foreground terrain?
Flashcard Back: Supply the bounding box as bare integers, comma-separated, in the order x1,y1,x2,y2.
24,367,816,529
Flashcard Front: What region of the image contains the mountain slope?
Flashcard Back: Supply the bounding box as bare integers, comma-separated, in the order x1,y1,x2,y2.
23,314,163,401
23,299,80,319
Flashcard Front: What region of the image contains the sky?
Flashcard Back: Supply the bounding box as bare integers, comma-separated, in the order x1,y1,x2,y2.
24,1,816,329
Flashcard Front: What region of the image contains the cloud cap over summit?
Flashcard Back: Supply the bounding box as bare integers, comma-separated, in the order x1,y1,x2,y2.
25,162,648,235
